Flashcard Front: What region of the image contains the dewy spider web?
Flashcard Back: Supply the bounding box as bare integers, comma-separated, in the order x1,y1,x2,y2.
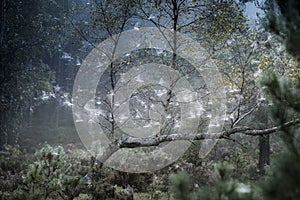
72,27,226,173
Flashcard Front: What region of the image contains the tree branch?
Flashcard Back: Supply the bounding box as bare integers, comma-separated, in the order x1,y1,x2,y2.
115,119,300,148
232,103,258,127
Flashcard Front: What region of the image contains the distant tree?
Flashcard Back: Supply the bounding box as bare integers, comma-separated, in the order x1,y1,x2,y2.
0,0,71,147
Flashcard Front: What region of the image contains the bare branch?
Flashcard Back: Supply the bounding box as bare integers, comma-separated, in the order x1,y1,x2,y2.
115,119,300,148
232,103,258,127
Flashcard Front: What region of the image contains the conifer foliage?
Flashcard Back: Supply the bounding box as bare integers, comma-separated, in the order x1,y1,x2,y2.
169,0,300,199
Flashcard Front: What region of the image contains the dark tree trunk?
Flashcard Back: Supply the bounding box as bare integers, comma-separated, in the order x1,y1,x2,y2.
0,0,6,46
259,134,270,175
257,105,270,175
55,102,60,129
